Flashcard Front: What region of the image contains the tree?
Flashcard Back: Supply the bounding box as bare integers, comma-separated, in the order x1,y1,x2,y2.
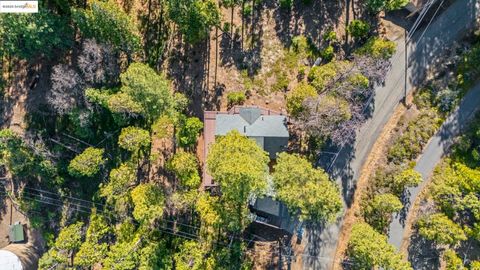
39,222,84,268
363,193,403,232
168,0,221,44
131,183,165,223
68,147,105,178
443,249,466,270
72,0,141,53
0,12,72,59
417,213,467,247
206,130,269,231
174,241,213,270
101,163,137,203
102,239,139,270
74,212,110,268
118,126,151,152
272,153,342,222
120,63,176,124
168,151,201,189
366,0,409,13
392,168,422,195
347,222,412,270
77,39,119,85
286,82,317,117
177,117,203,147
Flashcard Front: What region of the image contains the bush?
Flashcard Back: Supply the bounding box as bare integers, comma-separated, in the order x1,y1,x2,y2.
387,110,442,164
367,0,409,13
308,61,350,91
177,117,203,147
347,20,370,39
356,37,396,59
286,82,317,117
291,35,318,59
348,73,369,88
321,45,335,62
413,88,435,109
457,43,480,89
243,4,252,16
323,30,337,43
227,91,246,107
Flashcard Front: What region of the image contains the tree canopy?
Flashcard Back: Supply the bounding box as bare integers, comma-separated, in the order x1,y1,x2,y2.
68,147,105,178
272,153,342,222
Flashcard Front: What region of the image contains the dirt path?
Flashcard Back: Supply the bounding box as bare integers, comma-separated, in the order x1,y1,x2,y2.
331,95,411,269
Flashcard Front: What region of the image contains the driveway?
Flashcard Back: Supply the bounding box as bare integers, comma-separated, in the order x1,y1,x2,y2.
388,81,480,250
302,0,478,269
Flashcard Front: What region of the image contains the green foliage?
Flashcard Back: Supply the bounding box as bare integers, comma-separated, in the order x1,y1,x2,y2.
206,130,269,231
0,129,55,178
177,117,203,147
413,88,436,109
367,0,409,13
72,0,140,53
0,12,72,59
347,20,370,39
308,61,349,91
40,222,84,269
174,241,213,270
443,249,466,270
417,213,467,246
348,73,370,88
347,222,412,270
101,163,136,203
279,0,292,9
168,0,221,44
120,63,176,124
291,35,318,59
388,110,442,164
321,45,335,62
363,193,403,232
323,30,337,43
392,168,422,194
118,126,151,152
457,43,480,89
286,82,317,117
102,239,139,270
131,183,165,223
356,37,396,59
68,147,105,178
168,151,201,189
74,213,110,268
227,91,247,107
107,92,145,122
272,153,343,222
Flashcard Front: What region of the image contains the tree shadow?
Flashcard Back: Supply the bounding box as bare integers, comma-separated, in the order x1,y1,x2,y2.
407,233,440,270
272,0,344,49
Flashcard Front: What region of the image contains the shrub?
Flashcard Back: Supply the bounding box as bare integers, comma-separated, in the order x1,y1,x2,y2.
417,213,467,246
243,4,252,16
356,37,396,59
177,117,204,147
308,61,350,91
286,82,317,117
321,45,335,62
323,30,337,43
291,35,318,59
348,73,369,88
457,43,480,89
436,86,459,113
347,20,370,39
227,91,246,107
363,193,403,232
413,88,435,109
118,126,151,152
367,0,409,13
387,110,442,164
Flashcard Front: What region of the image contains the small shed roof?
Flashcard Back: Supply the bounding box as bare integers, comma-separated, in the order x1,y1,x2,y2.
9,224,24,243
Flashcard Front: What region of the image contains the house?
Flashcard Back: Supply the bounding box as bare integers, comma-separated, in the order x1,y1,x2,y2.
202,106,289,188
249,196,297,234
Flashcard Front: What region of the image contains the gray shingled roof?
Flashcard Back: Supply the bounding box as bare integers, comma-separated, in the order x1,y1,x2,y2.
215,108,288,138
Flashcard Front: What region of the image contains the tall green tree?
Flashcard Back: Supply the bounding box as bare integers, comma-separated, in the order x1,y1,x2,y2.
68,147,105,178
177,116,203,148
131,183,165,224
118,126,151,153
206,130,269,231
0,12,72,59
272,153,342,222
72,0,140,53
168,151,201,189
347,222,412,270
363,193,403,232
417,213,467,247
168,0,221,44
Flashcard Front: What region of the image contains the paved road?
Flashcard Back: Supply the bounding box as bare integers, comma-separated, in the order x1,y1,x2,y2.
388,82,480,250
302,0,478,269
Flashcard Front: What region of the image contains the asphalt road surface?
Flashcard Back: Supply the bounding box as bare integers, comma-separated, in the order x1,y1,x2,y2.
302,0,478,269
